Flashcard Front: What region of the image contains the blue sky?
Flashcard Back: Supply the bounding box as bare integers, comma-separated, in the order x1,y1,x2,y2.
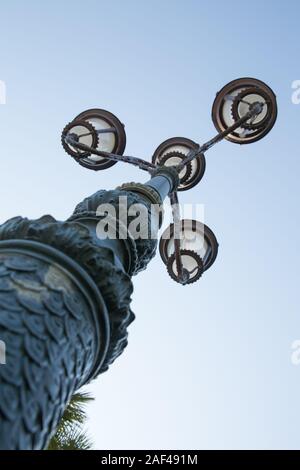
0,0,300,449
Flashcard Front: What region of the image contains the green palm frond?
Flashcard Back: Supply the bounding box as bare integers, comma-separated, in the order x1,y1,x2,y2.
47,391,94,450
48,427,92,450
59,392,94,427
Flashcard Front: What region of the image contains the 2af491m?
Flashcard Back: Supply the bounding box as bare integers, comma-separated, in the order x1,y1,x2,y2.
144,454,197,465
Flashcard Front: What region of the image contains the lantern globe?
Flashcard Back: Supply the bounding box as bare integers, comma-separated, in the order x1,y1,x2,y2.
73,108,126,170
159,219,218,273
211,77,277,144
152,137,206,191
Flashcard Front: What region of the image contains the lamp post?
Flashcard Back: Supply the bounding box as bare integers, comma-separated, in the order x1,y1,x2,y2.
0,77,277,449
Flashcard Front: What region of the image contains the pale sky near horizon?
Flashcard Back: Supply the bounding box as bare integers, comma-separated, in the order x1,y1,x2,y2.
0,0,300,449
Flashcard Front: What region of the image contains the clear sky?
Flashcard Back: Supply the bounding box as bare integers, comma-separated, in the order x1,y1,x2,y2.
0,0,299,450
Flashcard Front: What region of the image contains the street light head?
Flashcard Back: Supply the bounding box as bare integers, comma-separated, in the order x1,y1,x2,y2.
167,249,204,284
152,137,206,191
62,108,126,170
212,77,277,144
61,120,99,158
159,219,218,284
158,151,193,185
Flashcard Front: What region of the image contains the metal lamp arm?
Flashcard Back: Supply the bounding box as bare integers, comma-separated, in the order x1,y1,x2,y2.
169,191,186,283
66,102,263,177
177,103,264,171
65,134,156,173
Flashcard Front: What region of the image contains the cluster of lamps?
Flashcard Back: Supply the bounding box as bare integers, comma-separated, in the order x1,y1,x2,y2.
61,77,277,285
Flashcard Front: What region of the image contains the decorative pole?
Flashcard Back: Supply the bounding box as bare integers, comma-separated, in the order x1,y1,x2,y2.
0,77,277,449
0,168,178,450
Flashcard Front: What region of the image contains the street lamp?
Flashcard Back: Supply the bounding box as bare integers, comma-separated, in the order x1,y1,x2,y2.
62,77,277,285
0,77,277,449
152,137,206,191
211,77,277,144
62,108,126,169
159,220,219,284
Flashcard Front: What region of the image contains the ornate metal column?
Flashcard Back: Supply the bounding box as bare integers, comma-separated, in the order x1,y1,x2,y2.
0,170,177,450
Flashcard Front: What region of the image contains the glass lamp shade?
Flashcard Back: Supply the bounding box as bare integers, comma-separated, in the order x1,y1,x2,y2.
152,137,206,191
159,219,218,273
61,120,98,158
158,151,193,185
73,108,126,170
232,89,268,128
211,77,277,144
167,249,204,284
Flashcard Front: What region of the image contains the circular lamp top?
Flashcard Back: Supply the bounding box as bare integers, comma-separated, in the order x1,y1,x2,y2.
167,249,204,284
211,77,277,144
73,108,126,170
152,137,206,191
159,219,218,272
61,120,99,158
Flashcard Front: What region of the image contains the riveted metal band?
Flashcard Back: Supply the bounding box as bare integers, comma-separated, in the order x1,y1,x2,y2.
116,182,163,206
